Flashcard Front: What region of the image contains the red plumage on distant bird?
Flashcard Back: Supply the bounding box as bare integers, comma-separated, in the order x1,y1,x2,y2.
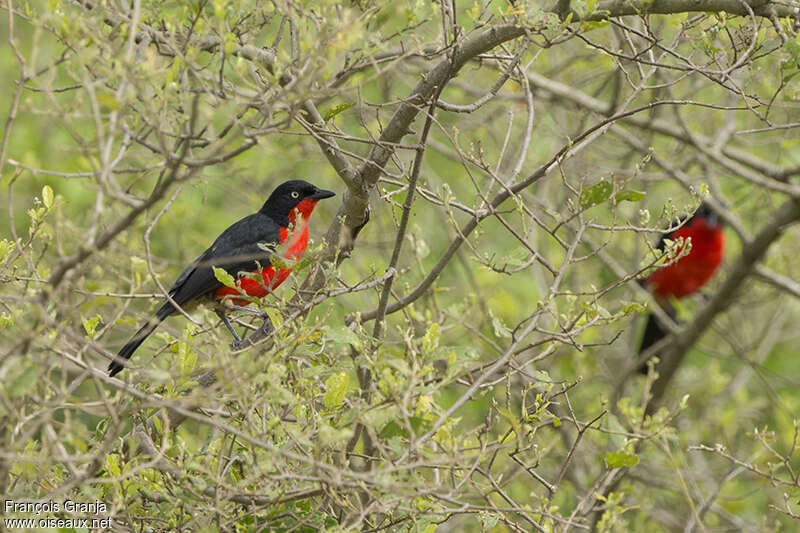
638,203,725,372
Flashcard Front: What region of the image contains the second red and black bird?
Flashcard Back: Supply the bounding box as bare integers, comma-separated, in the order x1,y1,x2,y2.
109,180,335,377
637,203,725,372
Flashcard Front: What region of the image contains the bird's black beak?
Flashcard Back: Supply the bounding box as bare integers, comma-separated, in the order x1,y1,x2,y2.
311,189,336,200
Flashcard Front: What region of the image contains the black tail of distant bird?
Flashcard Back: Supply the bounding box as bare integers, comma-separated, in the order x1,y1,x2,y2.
637,303,678,374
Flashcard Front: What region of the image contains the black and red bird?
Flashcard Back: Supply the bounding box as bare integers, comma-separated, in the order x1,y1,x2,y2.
109,180,335,377
637,203,725,372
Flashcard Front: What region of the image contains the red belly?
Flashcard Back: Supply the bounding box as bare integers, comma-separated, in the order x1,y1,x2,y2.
213,223,309,306
215,265,294,306
648,223,724,299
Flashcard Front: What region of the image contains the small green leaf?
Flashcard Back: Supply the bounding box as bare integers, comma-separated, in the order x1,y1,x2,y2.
42,185,54,209
0,239,14,264
614,189,645,203
380,417,433,439
422,323,440,353
324,101,356,121
213,266,236,289
580,181,613,209
323,371,348,410
178,326,197,375
490,311,512,338
620,300,647,314
223,32,236,55
269,254,291,269
380,420,405,439
81,314,102,339
326,326,362,349
265,307,282,330
105,453,121,477
604,450,639,468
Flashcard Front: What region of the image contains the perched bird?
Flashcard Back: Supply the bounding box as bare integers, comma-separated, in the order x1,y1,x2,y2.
637,203,725,373
109,180,336,376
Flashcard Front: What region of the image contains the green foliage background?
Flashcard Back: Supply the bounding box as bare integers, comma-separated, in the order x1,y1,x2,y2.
2,0,800,531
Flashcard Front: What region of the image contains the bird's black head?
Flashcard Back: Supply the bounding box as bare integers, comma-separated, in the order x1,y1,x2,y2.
692,201,722,229
259,180,336,226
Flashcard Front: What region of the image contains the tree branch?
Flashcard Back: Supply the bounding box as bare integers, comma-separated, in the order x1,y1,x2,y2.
569,0,800,21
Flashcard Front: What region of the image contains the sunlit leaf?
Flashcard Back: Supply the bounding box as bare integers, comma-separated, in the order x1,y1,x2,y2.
580,181,613,208
324,101,356,121
42,185,54,209
323,372,348,410
213,266,236,289
604,450,639,468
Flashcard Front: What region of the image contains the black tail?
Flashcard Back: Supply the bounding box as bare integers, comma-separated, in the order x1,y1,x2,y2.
637,303,678,375
109,304,172,377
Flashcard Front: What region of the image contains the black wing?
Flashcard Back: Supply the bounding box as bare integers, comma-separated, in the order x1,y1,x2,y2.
163,212,282,310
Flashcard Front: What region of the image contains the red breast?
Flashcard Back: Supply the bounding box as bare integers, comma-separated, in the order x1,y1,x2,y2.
214,199,320,305
648,217,725,299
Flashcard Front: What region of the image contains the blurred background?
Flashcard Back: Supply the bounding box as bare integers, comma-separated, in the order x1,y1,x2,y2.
2,1,800,531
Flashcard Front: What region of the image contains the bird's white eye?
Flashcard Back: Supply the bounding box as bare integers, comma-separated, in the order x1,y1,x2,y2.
291,191,299,199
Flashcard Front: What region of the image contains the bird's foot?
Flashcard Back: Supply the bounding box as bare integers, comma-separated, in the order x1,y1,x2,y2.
230,337,248,350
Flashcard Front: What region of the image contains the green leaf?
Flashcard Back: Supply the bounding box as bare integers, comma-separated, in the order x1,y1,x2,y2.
326,326,362,349
380,416,432,438
0,239,14,264
490,311,512,338
604,450,639,468
422,323,440,353
620,300,647,314
178,326,197,375
380,420,405,439
42,185,54,209
614,189,645,203
265,308,282,330
213,266,236,289
269,254,291,269
324,101,356,121
580,181,613,209
323,371,348,410
105,453,121,477
582,19,610,31
82,314,102,339
223,32,236,55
